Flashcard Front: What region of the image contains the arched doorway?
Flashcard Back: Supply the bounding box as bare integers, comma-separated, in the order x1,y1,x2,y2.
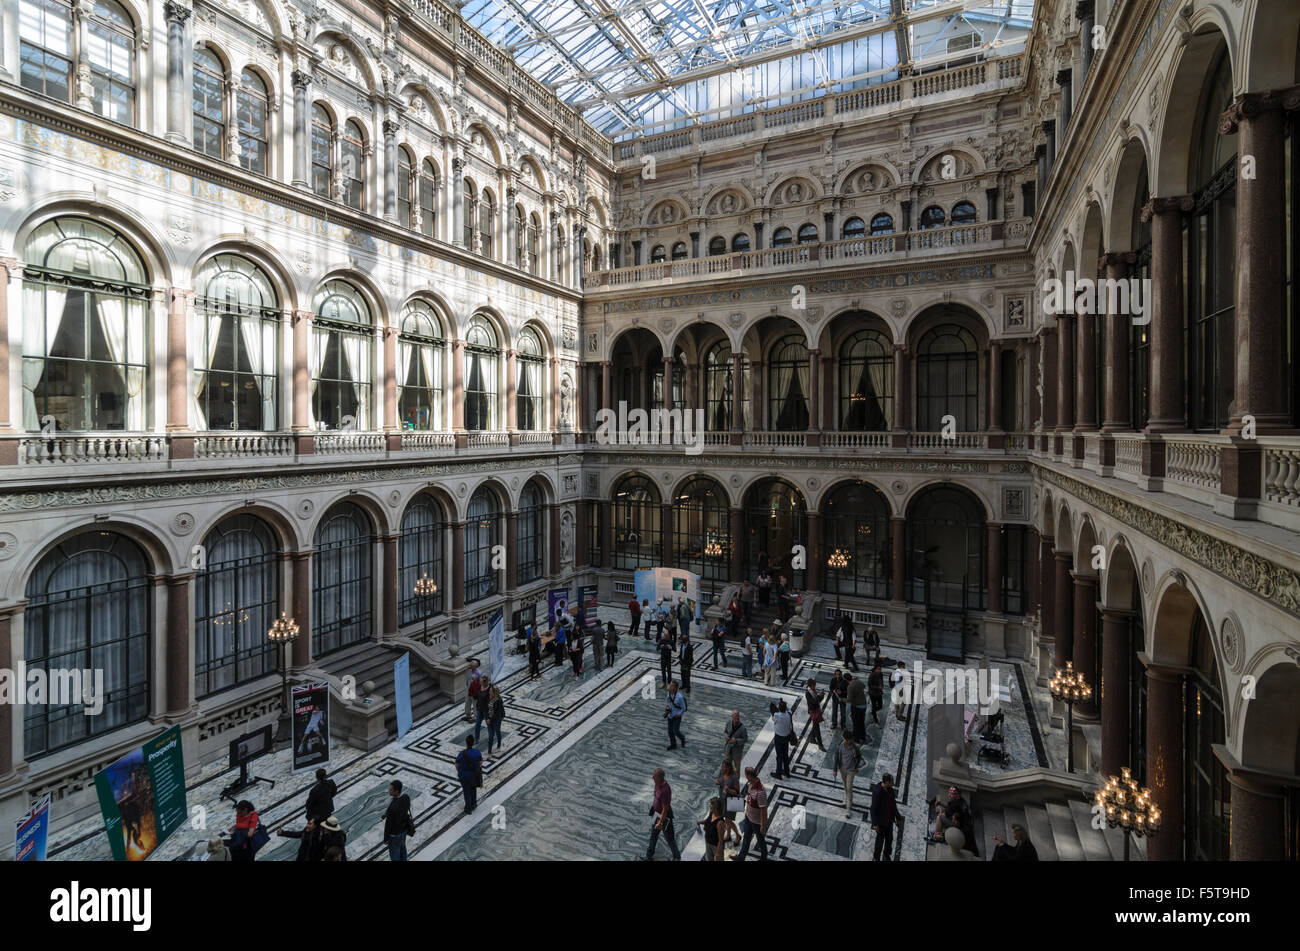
905,486,986,609
312,501,374,656
820,481,892,599
195,513,280,696
742,478,806,589
672,476,730,591
610,472,661,570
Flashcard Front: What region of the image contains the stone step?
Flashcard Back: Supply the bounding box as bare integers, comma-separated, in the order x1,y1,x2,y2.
1021,803,1059,860
1044,800,1085,860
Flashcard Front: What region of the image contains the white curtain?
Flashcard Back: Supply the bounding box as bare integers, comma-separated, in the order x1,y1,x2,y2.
421,343,438,429
95,297,130,428
309,327,327,427
22,284,65,431
340,332,366,428
867,355,890,429
237,315,270,430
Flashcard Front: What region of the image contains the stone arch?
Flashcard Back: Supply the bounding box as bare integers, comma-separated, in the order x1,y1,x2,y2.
915,146,985,184
836,160,900,196
1237,657,1300,773
1080,201,1105,276
459,476,511,521
8,197,175,287
1107,134,1153,248
399,83,448,134
313,268,388,328
1101,535,1141,614
1073,515,1099,576
901,479,994,522
669,472,734,508
311,29,379,94
1154,21,1236,195
8,519,175,604
701,184,754,218
765,175,821,208
1147,571,1216,665
1242,0,1300,90
513,472,557,510
193,502,302,555
307,489,392,542
644,198,690,228
186,238,299,312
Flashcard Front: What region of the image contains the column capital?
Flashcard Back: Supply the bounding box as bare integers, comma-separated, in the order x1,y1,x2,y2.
1140,194,1194,222
1041,118,1056,134
1055,68,1072,87
291,69,312,90
163,0,192,24
382,118,400,138
292,309,313,325
1218,86,1300,133
1098,249,1138,269
1074,0,1095,19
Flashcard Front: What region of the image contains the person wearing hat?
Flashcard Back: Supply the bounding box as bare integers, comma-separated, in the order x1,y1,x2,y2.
206,836,230,861
319,815,347,860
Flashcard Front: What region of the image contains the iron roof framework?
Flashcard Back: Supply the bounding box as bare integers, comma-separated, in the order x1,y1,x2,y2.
461,0,1034,136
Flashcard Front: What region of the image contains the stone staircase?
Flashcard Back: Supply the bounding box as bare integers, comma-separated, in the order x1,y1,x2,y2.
972,798,1140,861
317,640,447,736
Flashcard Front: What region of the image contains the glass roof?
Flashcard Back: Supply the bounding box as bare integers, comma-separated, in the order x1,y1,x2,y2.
461,0,1034,136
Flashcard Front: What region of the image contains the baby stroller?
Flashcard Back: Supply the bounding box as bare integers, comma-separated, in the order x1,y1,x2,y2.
977,710,1011,768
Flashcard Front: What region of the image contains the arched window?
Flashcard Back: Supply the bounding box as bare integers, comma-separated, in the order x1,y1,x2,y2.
192,47,226,159
771,227,793,248
195,514,279,697
18,0,74,104
742,479,807,588
870,213,894,235
397,147,413,227
527,213,541,274
905,485,986,612
731,233,751,253
312,501,373,656
673,477,730,588
465,317,499,431
554,225,565,281
86,1,136,124
1185,613,1229,860
841,217,866,239
797,223,819,245
23,531,151,757
1130,166,1152,429
611,473,661,570
671,242,688,261
916,323,978,431
310,104,333,199
479,189,495,256
1186,48,1237,431
514,206,527,269
397,300,444,431
311,281,373,430
22,217,149,432
399,495,445,625
235,69,270,175
920,205,946,230
418,160,438,238
950,201,977,225
464,180,479,248
768,334,810,431
516,482,545,585
822,481,892,599
704,341,749,432
516,327,545,431
464,487,500,603
708,236,727,256
839,329,892,430
340,120,365,210
650,245,666,263
194,254,280,431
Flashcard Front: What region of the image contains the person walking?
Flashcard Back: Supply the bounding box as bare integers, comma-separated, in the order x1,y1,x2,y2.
553,622,567,668
864,626,881,666
605,620,619,667
771,699,794,779
676,597,691,632
643,768,680,861
761,632,779,686
628,595,642,639
591,621,604,672
570,629,585,679
463,659,482,722
739,579,755,622
829,670,845,730
710,619,728,667
277,816,325,862
715,760,741,822
733,768,768,861
741,628,754,679
832,733,863,816
870,773,903,861
846,673,868,743
383,780,414,860
778,632,792,683
723,710,747,779
678,635,694,693
833,619,845,661
658,631,674,686
527,628,542,680
486,685,505,755
473,676,492,744
455,735,484,815
655,598,669,640
664,680,687,750
305,768,337,823
804,677,826,751
697,797,733,862
891,661,910,722
757,569,772,607
726,598,743,640
868,660,884,724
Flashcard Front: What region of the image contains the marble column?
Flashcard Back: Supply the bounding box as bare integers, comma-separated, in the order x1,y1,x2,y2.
1224,766,1287,861
166,289,190,432
1040,328,1057,448
452,158,465,247
575,503,589,568
891,517,906,602
660,502,674,568
291,71,310,189
291,551,312,668
382,119,399,222
892,346,907,431
451,340,466,433
1072,573,1099,717
806,512,821,592
729,508,744,582
1142,196,1194,432
505,349,518,435
751,360,764,431
1055,315,1074,433
601,500,614,571
1100,252,1134,431
504,512,518,590
1038,534,1055,639
382,534,398,635
1077,1,1096,74
1042,119,1056,171
0,261,13,453
164,1,191,145
164,574,192,719
1100,608,1132,776
807,348,820,431
1053,549,1073,670
383,328,397,434
547,504,561,577
451,522,465,611
730,352,744,432
1075,308,1097,431
292,310,311,432
600,360,612,418
987,523,1003,614
0,607,15,779
1143,663,1185,861
988,341,1003,432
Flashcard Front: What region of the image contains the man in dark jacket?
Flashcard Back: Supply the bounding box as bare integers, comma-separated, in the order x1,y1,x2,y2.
383,780,414,862
870,773,902,861
305,768,337,823
845,673,868,743
277,817,326,861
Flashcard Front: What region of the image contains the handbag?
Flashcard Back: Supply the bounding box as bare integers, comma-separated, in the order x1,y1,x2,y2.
725,795,745,813
249,823,270,855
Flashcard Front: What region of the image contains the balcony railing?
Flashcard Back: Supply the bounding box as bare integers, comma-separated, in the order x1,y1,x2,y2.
18,433,167,465
194,433,294,459
315,432,386,454
467,432,510,448
518,431,554,445
1264,443,1300,507
907,432,987,450
1163,436,1223,497
1113,432,1144,481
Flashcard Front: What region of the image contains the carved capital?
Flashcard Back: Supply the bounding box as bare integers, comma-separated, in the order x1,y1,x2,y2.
1074,0,1095,19
291,69,312,90
382,118,400,139
1139,194,1194,222
1098,250,1139,269
163,0,191,25
1218,86,1300,133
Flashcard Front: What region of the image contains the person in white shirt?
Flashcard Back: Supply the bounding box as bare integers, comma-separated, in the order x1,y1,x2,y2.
770,700,794,779
890,661,910,722
761,633,779,686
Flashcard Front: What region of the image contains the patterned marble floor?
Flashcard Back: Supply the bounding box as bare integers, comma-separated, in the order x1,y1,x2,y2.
44,602,1048,861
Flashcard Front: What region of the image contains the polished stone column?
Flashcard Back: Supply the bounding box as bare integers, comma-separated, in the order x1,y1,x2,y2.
547,504,561,577
1075,308,1097,431
164,2,191,145
806,512,821,591
382,119,399,221
891,517,906,601
1100,252,1134,431
452,158,466,247
382,534,398,636
504,512,518,590
383,327,397,435
291,551,312,668
1100,608,1132,776
164,574,194,719
451,339,466,435
988,341,1003,432
660,502,673,568
601,499,613,571
575,503,589,568
291,71,310,189
730,351,744,437
166,289,190,433
729,508,744,581
892,346,907,431
1077,1,1096,74
1042,118,1056,170
292,310,311,436
987,523,1003,614
1144,663,1185,861
807,348,820,432
505,349,518,435
1028,527,1041,612
1038,534,1055,638
1222,763,1286,861
1040,328,1057,448
0,260,14,453
1142,196,1194,432
1053,550,1073,669
1055,315,1074,434
450,522,465,611
600,360,612,417
0,606,16,779
1071,573,1099,717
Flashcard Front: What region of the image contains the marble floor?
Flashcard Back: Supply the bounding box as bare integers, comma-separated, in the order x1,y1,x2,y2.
45,602,1049,861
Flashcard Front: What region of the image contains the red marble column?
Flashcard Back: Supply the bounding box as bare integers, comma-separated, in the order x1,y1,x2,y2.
505,349,518,434
602,499,614,571
291,551,312,668
575,503,589,568
1075,309,1097,431
660,502,673,568
1100,608,1132,776
1142,196,1194,432
601,360,612,416
806,512,821,592
451,340,466,435
1224,767,1285,861
382,534,398,636
987,523,1003,614
807,349,820,431
166,289,190,432
1053,550,1073,670
988,341,1003,432
1100,253,1134,431
1040,328,1057,450
1055,315,1075,434
892,346,907,431
729,508,744,582
547,504,561,577
1144,663,1185,861
1071,573,1098,717
504,511,518,590
549,356,560,434
383,328,398,435
0,607,17,778
450,522,465,611
891,516,906,601
730,352,745,433
292,311,312,447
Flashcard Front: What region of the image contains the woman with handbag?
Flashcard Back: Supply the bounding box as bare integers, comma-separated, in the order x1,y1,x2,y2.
715,759,741,820
228,800,266,861
697,797,736,861
804,677,826,751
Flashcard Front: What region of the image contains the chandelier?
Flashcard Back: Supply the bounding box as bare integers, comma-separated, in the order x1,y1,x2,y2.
267,611,300,644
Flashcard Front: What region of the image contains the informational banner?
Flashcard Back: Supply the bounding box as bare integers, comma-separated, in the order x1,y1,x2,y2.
632,568,703,621
579,584,600,629
15,794,50,862
93,725,187,862
393,653,412,740
547,587,570,628
291,682,331,774
488,608,505,683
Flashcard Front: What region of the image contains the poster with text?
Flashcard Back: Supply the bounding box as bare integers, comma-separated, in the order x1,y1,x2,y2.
488,608,505,683
15,794,50,862
93,725,187,861
547,587,570,629
292,682,331,773
393,653,412,740
579,584,600,629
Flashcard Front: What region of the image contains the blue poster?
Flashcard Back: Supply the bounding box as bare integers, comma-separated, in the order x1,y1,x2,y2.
547,587,570,628
634,569,657,607
488,608,505,683
393,653,412,740
15,794,50,862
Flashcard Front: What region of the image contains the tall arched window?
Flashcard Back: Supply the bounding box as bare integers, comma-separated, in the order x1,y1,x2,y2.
311,281,373,429
516,482,544,584
743,479,806,588
920,206,946,230
554,225,565,281
822,481,892,598
464,180,479,248
192,46,226,159
397,147,413,227
950,201,977,225
768,335,810,431
24,531,150,757
916,323,978,431
310,104,333,199
1130,166,1152,429
870,213,895,235
732,233,751,253
479,189,496,256
516,327,545,431
708,236,727,256
1185,613,1230,860
905,485,986,610
1186,48,1237,431
527,213,541,274
650,245,666,263
465,317,499,431
673,477,730,588
18,0,74,104
771,227,793,248
312,501,373,656
514,206,527,269
418,160,438,237
397,300,444,431
22,217,149,432
612,473,661,570
236,69,270,175
704,341,749,431
340,120,365,210
839,329,893,430
465,487,500,603
399,495,445,625
86,1,136,124
842,217,866,239
195,514,279,697
193,254,280,431
671,241,688,261
797,223,819,244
